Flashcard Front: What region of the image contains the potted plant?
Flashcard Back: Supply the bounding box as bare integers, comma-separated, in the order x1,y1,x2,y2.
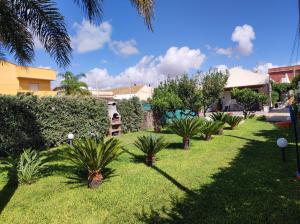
134,135,169,166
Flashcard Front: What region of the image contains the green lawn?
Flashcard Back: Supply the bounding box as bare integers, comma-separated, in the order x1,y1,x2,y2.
0,119,299,223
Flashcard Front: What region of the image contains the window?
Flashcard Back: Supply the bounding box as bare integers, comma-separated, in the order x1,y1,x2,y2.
29,83,39,92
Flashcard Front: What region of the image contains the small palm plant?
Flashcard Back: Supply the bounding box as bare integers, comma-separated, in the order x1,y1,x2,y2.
201,121,223,141
134,135,169,166
210,112,228,135
65,137,122,189
168,118,204,150
226,115,243,129
2,149,46,185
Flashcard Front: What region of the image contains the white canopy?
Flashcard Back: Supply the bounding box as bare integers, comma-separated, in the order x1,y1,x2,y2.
225,67,269,88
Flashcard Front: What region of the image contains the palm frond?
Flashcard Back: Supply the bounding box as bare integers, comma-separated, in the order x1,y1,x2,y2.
73,0,103,22
226,115,243,129
210,112,228,124
130,0,154,31
0,1,34,65
201,121,223,140
64,138,122,174
168,118,204,139
134,135,169,156
11,0,71,67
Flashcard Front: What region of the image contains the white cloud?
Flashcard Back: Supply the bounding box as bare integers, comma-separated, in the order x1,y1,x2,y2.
253,62,277,75
213,24,255,57
110,39,139,56
81,46,206,89
71,20,112,53
214,64,228,72
215,47,233,57
37,65,51,69
231,24,255,56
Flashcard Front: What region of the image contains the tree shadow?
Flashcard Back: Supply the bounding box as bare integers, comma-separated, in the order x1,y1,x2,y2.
136,127,300,223
166,142,184,150
0,168,18,215
64,168,117,189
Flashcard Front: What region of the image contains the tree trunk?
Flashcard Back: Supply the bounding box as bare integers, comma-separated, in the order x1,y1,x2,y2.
205,134,212,141
146,154,156,166
154,127,161,133
183,137,190,150
88,171,103,189
216,128,223,135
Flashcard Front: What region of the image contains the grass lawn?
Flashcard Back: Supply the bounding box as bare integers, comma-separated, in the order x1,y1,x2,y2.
0,119,299,223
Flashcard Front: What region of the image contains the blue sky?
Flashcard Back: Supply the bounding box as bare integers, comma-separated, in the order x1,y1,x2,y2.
14,0,300,88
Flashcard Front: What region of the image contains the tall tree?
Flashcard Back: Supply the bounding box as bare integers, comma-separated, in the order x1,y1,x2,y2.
199,70,228,117
57,71,90,96
0,0,154,67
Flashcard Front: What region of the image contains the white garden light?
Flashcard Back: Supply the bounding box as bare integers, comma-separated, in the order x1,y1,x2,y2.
277,137,288,162
67,133,74,145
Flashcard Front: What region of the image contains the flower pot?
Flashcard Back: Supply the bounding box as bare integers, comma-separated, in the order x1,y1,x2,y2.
183,138,190,150
88,171,103,189
146,155,156,166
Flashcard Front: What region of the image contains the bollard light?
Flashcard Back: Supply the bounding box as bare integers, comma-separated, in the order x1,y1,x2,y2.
67,133,74,145
277,138,288,162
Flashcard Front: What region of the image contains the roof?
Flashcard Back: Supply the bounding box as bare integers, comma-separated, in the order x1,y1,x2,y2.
108,85,145,95
225,67,269,89
268,65,300,74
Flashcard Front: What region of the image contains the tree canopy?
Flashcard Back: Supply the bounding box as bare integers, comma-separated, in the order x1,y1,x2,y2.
0,0,154,67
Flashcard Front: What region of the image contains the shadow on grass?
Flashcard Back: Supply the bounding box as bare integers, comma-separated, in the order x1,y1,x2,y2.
123,149,193,194
166,142,183,150
0,168,18,215
64,168,117,188
136,127,300,223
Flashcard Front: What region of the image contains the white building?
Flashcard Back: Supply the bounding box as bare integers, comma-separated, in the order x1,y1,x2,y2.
108,84,154,101
221,67,270,111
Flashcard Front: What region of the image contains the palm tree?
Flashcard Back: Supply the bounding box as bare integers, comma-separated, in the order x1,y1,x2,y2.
0,0,154,67
201,121,223,141
134,135,169,166
168,118,204,150
64,137,122,189
226,115,243,130
57,71,90,96
210,112,228,135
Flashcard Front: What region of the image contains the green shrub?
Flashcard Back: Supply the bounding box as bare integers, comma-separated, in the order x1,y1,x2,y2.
117,97,143,133
225,115,243,129
201,121,223,141
134,135,169,166
64,137,122,188
0,95,109,154
2,149,46,184
210,112,228,135
168,118,204,149
271,91,279,105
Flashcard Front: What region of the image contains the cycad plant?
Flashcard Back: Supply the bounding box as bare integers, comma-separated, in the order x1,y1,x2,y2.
201,121,223,141
226,115,243,130
210,112,228,135
2,149,46,185
168,118,204,150
134,135,169,166
65,137,122,189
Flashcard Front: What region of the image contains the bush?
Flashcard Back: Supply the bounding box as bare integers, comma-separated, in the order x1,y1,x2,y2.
2,149,46,185
117,97,143,133
225,115,243,129
168,118,204,149
271,91,280,105
64,137,122,188
134,135,169,166
0,95,109,154
200,121,223,141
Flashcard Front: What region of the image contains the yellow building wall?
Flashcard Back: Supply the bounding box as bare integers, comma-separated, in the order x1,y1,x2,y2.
0,61,57,96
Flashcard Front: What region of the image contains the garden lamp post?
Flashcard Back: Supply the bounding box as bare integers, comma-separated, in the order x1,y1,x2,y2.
277,138,288,162
67,133,74,145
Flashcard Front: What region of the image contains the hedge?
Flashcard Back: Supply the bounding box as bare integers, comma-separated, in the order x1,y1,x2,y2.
0,95,109,154
117,97,143,133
